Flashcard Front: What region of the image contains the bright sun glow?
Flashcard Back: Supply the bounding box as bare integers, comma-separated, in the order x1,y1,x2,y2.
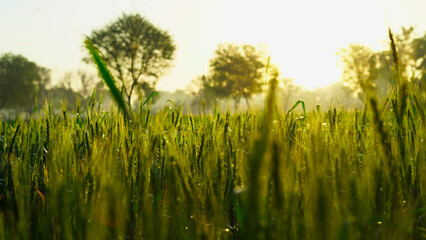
0,0,425,91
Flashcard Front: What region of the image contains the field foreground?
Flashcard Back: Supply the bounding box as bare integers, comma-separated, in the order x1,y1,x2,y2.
0,90,425,239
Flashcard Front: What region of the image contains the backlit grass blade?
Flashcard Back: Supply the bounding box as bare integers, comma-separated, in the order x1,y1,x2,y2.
84,37,133,121
88,88,96,108
142,91,159,108
285,100,306,122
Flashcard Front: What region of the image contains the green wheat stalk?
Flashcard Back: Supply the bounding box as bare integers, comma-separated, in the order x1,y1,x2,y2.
84,37,133,121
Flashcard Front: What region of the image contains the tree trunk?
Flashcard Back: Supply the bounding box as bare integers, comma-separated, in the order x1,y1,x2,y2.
245,97,251,110
234,97,240,111
127,93,131,105
127,81,138,105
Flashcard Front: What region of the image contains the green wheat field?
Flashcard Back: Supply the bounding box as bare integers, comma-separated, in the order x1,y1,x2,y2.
0,39,425,240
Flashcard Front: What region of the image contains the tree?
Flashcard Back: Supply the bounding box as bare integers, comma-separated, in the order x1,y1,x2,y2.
204,43,266,107
0,53,49,110
388,27,426,93
47,86,81,110
279,77,300,110
413,33,426,71
58,71,74,90
413,32,426,92
86,13,176,104
338,44,379,98
77,69,95,99
37,67,51,98
187,75,220,109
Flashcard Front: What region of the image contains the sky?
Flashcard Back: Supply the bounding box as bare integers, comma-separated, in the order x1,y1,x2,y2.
0,0,425,91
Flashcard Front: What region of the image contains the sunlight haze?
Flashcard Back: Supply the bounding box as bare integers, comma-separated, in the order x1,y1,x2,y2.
0,0,425,91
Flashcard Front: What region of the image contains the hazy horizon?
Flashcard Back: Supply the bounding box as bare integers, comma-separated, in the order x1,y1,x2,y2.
1,0,425,92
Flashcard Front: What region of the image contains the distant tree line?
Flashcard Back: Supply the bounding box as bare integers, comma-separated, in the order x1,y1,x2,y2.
188,27,426,110
338,27,426,99
0,52,113,113
1,11,425,113
0,53,49,111
1,13,175,112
